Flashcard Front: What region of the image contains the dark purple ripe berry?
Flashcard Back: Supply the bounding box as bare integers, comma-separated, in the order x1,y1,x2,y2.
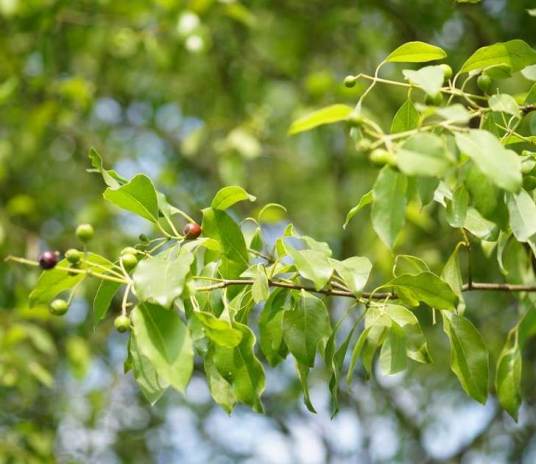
183,223,202,240
38,250,60,270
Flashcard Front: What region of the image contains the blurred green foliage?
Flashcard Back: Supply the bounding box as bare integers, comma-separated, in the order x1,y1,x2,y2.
1,1,536,462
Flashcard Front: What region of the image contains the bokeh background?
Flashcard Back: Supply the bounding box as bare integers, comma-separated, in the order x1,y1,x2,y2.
1,1,536,462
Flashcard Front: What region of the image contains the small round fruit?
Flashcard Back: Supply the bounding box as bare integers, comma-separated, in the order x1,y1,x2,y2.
121,247,138,256
369,148,396,166
344,75,357,88
65,248,82,264
355,139,373,153
183,223,202,240
477,74,492,93
76,224,94,242
38,250,59,270
121,253,138,270
425,93,443,106
49,299,69,316
114,315,131,333
440,64,453,80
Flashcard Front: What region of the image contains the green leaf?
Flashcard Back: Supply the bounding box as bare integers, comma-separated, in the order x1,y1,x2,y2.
202,208,249,278
251,264,270,303
495,328,522,420
386,272,458,310
103,174,159,223
331,256,372,295
193,311,243,348
460,40,536,74
522,64,536,81
212,323,265,412
442,312,489,404
283,290,331,367
287,245,333,291
372,167,407,248
204,354,237,414
397,133,451,177
455,130,522,192
446,186,469,228
393,255,429,276
391,99,419,133
29,253,113,306
435,104,473,124
288,104,353,135
385,41,447,63
489,94,520,117
379,322,407,375
526,83,536,104
259,289,289,366
133,248,194,308
441,246,465,313
505,189,536,242
211,186,256,210
129,334,167,405
346,327,372,384
343,190,373,229
296,362,316,413
88,147,126,189
403,65,444,96
93,280,121,325
131,303,194,393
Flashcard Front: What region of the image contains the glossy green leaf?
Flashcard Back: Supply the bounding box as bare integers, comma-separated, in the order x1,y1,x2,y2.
385,41,447,63
343,190,373,229
391,99,419,133
505,189,536,242
211,185,256,210
331,256,372,295
93,280,121,325
403,65,444,96
393,255,429,276
287,246,333,291
461,40,536,74
202,208,249,278
441,246,465,313
455,130,522,192
283,290,331,367
495,328,522,420
131,303,194,393
386,271,458,310
193,311,243,348
442,312,489,404
88,147,126,189
296,362,316,413
489,94,520,117
133,248,194,308
212,323,265,412
259,289,289,367
288,104,353,135
251,264,270,303
379,322,407,375
103,174,159,223
397,133,451,177
204,354,237,414
372,167,407,248
129,334,167,405
446,185,469,228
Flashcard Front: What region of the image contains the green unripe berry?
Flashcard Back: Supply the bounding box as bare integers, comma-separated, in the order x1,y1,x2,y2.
523,176,536,191
121,253,138,270
50,299,69,316
121,247,139,256
355,139,373,153
477,74,492,93
440,64,453,80
65,248,83,264
369,148,396,166
114,315,131,333
76,224,94,242
425,92,443,106
343,75,357,88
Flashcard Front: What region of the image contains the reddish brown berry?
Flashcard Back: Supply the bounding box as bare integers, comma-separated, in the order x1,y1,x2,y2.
38,250,60,270
183,223,202,240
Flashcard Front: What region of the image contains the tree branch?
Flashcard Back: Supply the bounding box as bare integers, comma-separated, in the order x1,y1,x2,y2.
194,278,536,300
